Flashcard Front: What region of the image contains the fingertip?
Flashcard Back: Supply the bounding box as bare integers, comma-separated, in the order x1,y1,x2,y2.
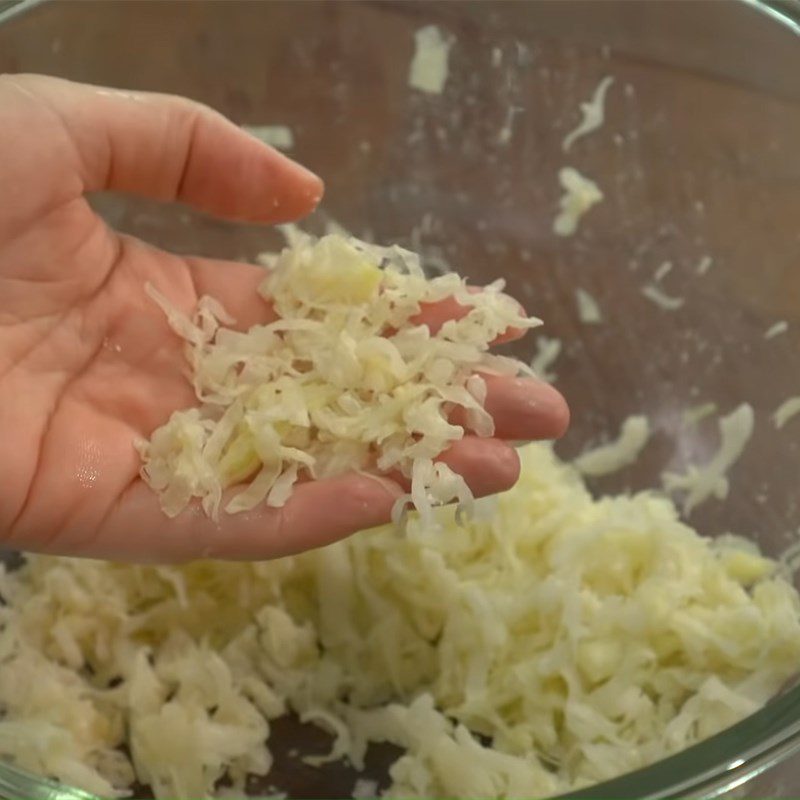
468,374,571,442
241,145,325,224
521,378,571,441
262,162,325,224
236,124,323,221
175,110,325,225
438,437,520,498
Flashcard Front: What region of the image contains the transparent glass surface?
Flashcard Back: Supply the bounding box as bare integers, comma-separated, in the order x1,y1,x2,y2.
0,0,799,797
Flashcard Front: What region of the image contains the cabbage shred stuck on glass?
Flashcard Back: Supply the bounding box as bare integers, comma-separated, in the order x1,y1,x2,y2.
136,233,539,524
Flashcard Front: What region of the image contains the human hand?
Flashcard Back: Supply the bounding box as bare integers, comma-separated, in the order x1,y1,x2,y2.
0,74,569,563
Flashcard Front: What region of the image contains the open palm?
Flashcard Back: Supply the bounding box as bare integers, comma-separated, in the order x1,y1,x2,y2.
0,74,568,563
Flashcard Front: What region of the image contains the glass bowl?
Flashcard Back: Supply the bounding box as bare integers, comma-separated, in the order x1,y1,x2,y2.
1,0,800,797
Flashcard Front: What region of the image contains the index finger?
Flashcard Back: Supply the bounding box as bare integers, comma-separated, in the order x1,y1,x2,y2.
7,73,323,224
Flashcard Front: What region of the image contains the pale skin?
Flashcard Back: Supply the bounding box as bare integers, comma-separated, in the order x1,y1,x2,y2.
0,74,570,564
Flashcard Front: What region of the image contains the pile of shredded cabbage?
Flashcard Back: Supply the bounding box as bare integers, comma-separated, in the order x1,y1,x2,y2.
137,232,538,523
1,443,799,799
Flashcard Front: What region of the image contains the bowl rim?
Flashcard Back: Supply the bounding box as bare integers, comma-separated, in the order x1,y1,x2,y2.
0,0,799,798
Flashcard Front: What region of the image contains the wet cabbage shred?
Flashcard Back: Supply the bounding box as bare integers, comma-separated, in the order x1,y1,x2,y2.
1,444,800,798
137,232,539,525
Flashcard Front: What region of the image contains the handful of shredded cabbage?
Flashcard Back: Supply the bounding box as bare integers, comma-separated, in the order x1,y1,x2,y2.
1,443,799,799
137,232,538,523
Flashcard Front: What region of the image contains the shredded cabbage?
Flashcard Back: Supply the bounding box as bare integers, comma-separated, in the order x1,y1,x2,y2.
641,284,685,311
1,443,798,799
530,336,562,383
575,288,602,325
765,321,788,340
408,25,453,95
654,261,673,282
696,256,714,275
553,168,603,237
242,125,294,151
573,414,650,477
137,232,539,522
561,76,615,153
353,778,378,799
682,402,718,427
773,396,800,430
663,403,754,514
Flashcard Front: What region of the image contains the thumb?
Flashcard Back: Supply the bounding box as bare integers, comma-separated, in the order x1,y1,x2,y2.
10,73,323,224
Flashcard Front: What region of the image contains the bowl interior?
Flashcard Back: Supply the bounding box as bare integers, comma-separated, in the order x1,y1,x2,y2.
1,1,800,798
